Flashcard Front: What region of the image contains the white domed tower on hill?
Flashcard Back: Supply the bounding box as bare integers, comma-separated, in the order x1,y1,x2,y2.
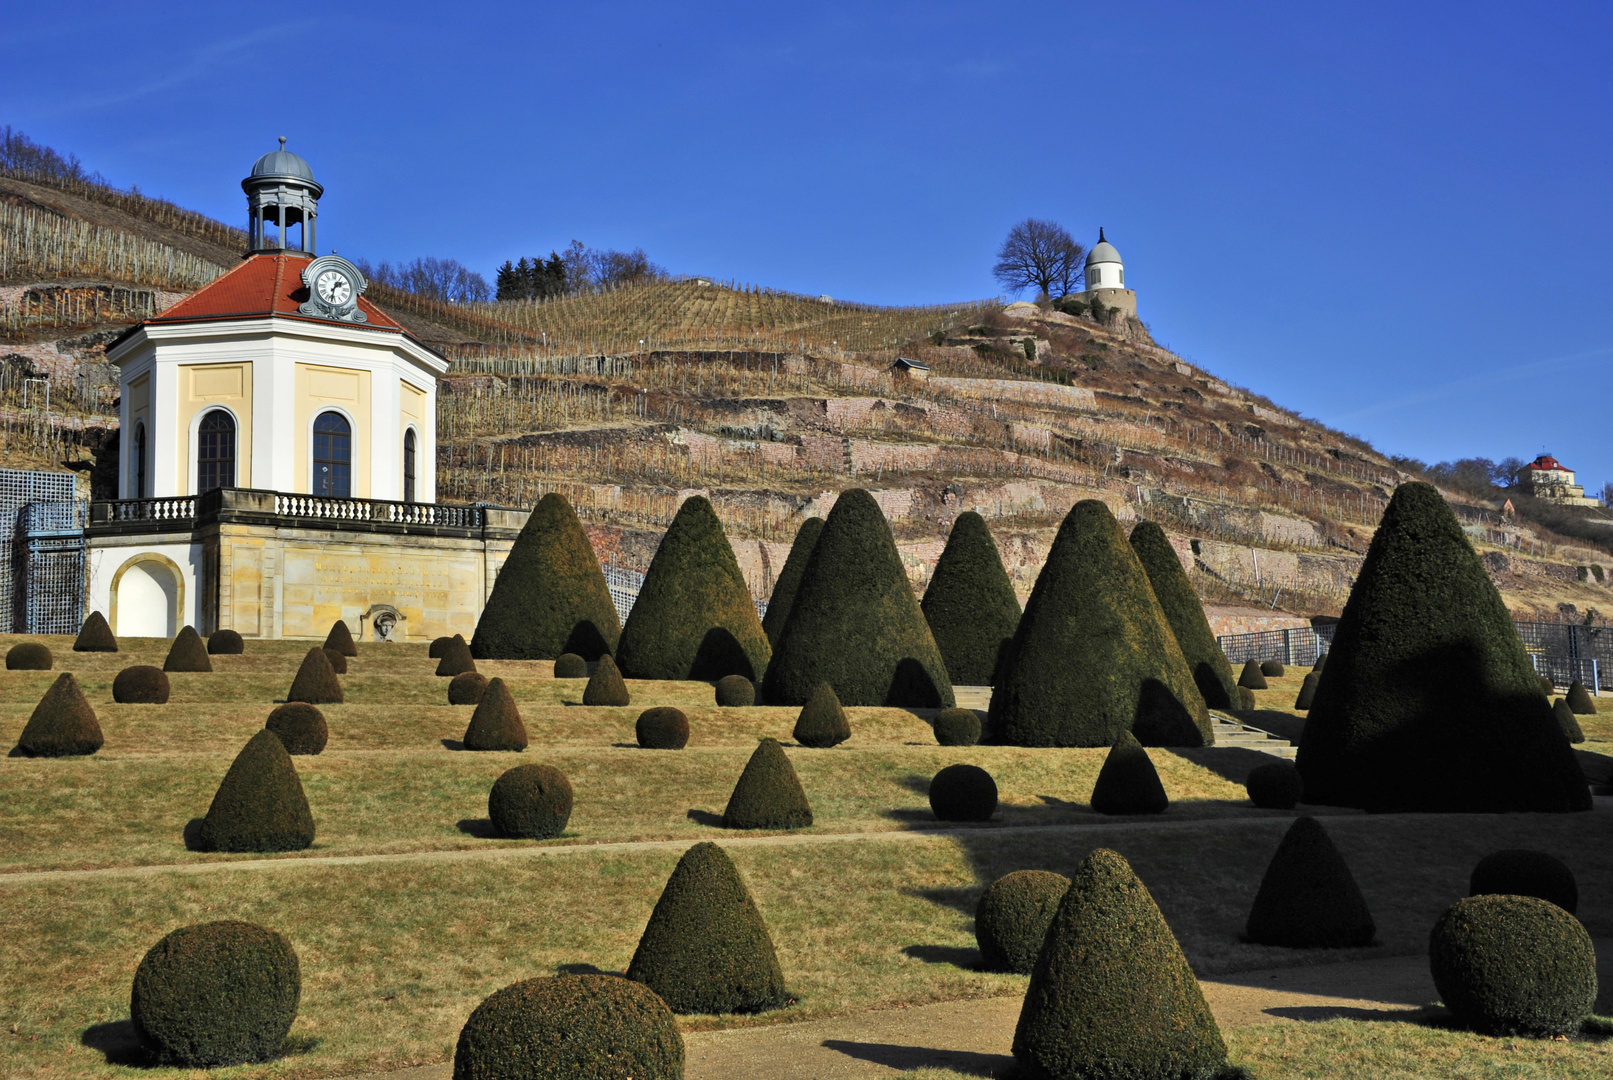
1080,228,1138,320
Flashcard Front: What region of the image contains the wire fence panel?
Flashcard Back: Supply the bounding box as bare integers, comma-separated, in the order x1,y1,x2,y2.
1216,625,1336,667
20,499,86,634
0,470,79,633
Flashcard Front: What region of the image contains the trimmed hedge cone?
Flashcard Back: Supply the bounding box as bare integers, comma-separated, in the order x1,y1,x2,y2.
1429,894,1596,1037
322,648,348,675
637,707,690,749
976,870,1070,974
582,654,630,706
265,703,328,755
1554,698,1586,743
436,634,477,677
1245,816,1375,948
469,492,621,660
1566,679,1596,715
5,641,52,670
553,652,587,679
114,665,170,704
1236,660,1267,690
199,729,315,853
1260,659,1285,677
1470,850,1578,913
488,763,573,838
616,495,772,681
1294,672,1319,710
1131,520,1239,710
793,682,850,748
73,610,118,652
207,628,244,655
287,648,342,705
448,671,489,705
131,921,300,1067
324,619,358,657
1246,761,1303,809
1296,482,1590,813
462,678,529,751
929,763,997,822
723,738,813,829
715,674,754,707
14,673,102,756
454,975,682,1080
1013,849,1227,1080
933,707,982,747
1090,732,1169,815
163,626,212,672
921,511,1022,686
627,841,790,1014
429,635,452,658
761,516,824,648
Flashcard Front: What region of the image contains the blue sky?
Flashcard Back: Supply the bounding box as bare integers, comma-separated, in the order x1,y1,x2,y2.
5,2,1611,490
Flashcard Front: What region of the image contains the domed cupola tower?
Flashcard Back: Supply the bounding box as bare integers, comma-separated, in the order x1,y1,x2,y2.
1080,227,1138,321
243,138,323,254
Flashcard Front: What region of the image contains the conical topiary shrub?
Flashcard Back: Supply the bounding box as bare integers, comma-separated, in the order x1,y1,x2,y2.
990,500,1211,748
1554,698,1585,743
131,921,300,1067
114,665,169,704
792,682,850,748
470,492,621,660
723,738,813,829
1237,659,1267,690
163,625,212,672
1566,679,1596,715
449,671,489,705
1090,731,1169,815
199,729,315,852
453,975,683,1080
265,703,328,755
429,635,452,658
626,841,790,1014
933,707,982,746
617,496,772,681
1131,520,1238,710
1237,686,1256,710
73,610,117,652
761,517,824,648
1296,482,1590,812
765,489,954,708
1313,652,1328,671
1245,816,1375,948
1294,672,1319,710
463,678,528,751
1430,894,1596,1037
436,634,476,677
553,653,587,679
921,511,1022,686
637,707,690,749
323,619,358,657
1013,849,1226,1080
207,629,244,655
14,673,102,756
287,647,342,705
976,870,1071,974
322,648,348,675
5,641,52,670
488,763,572,838
1539,674,1556,695
930,764,998,822
1470,849,1578,913
715,674,754,707
582,654,630,706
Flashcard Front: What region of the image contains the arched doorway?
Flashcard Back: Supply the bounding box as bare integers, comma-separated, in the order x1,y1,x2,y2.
313,411,351,498
112,556,180,638
197,409,236,493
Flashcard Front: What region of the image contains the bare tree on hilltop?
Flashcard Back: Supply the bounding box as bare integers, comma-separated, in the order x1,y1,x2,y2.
993,218,1085,299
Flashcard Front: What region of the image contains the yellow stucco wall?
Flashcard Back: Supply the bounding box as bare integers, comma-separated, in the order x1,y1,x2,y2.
176,363,253,493
294,364,372,497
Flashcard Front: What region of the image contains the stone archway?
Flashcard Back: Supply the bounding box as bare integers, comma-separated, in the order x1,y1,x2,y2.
110,554,183,638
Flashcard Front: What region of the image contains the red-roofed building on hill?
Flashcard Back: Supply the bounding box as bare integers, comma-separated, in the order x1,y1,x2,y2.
1518,454,1601,507
85,144,526,643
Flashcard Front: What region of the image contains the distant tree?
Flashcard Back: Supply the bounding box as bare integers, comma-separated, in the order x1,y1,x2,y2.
354,256,490,303
993,219,1085,298
0,126,97,184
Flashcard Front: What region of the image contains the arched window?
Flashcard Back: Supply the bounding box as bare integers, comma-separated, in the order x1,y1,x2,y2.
196,410,236,493
312,411,351,498
133,423,147,499
403,428,417,503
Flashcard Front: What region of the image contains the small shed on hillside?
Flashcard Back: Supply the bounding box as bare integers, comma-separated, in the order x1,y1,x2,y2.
891,356,930,380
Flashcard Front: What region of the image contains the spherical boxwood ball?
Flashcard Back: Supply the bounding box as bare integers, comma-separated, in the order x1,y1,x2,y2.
131,920,300,1067
715,674,755,707
1259,659,1285,677
453,975,683,1080
448,671,490,705
113,665,170,704
1470,850,1578,914
933,707,982,747
1246,760,1304,809
636,707,690,750
265,702,328,755
976,869,1070,973
1430,894,1596,1037
207,629,245,655
553,653,588,679
929,763,997,822
6,641,52,670
488,763,574,839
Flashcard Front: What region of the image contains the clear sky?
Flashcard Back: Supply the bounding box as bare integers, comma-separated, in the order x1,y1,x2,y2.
5,2,1611,490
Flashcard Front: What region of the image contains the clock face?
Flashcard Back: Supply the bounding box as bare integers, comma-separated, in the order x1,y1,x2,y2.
316,269,352,305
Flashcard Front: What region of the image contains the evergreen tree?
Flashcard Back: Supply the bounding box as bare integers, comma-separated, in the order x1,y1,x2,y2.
761,518,823,648
199,730,315,852
1129,521,1238,709
921,511,1021,685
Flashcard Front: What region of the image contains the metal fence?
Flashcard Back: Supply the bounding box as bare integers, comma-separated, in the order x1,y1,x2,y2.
1217,625,1336,667
0,470,81,633
601,559,769,625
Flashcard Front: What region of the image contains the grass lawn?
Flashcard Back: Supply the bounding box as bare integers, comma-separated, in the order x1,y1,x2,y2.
2,635,1610,1078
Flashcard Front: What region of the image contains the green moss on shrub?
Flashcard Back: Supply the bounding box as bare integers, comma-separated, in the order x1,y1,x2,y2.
436,634,477,677
448,671,489,705
975,870,1069,974
1566,680,1596,715
1294,672,1319,710
553,653,587,679
1429,894,1595,1037
1260,659,1285,677
1237,660,1267,690
1554,698,1585,743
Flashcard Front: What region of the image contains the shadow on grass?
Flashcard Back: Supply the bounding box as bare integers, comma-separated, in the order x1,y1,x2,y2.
440,738,465,751
456,819,499,838
821,1039,1011,1078
81,1020,153,1067
556,962,625,977
1173,745,1288,787
182,818,206,852
902,944,981,968
1225,709,1306,744
1266,1004,1443,1023
686,809,725,828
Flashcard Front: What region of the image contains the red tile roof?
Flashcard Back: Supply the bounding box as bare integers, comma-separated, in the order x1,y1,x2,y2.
1529,455,1569,471
151,254,402,331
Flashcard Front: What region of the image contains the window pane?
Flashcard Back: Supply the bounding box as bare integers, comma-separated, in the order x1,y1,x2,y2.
313,412,351,498
196,411,235,493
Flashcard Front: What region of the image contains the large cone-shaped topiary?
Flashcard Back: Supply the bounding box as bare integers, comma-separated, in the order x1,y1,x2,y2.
199,729,315,852
1130,520,1238,709
1014,848,1226,1080
163,625,212,672
1245,816,1375,948
463,677,529,751
287,647,343,704
324,619,358,657
1296,482,1590,812
761,517,823,648
617,496,772,681
764,489,954,708
626,841,789,1014
1089,731,1169,815
14,673,102,756
921,511,1022,685
470,492,621,660
723,738,813,829
73,610,117,652
990,500,1211,748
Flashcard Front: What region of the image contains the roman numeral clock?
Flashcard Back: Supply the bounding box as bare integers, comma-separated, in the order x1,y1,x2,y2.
299,255,369,323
